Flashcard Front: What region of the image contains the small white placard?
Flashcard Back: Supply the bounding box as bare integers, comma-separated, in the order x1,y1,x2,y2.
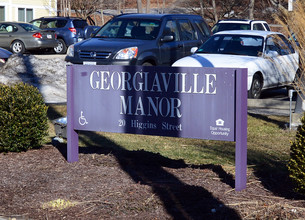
83,61,97,65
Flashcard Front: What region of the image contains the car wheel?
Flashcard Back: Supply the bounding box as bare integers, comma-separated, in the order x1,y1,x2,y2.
54,39,67,54
142,62,153,66
11,40,25,54
248,74,263,99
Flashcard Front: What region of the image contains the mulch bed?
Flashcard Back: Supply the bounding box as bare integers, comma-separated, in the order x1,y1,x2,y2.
1,144,305,220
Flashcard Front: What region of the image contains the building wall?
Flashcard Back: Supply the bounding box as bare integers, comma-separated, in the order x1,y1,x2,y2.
0,0,57,22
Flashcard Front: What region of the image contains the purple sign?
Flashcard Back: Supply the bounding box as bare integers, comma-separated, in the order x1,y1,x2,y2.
69,65,235,140
67,65,248,191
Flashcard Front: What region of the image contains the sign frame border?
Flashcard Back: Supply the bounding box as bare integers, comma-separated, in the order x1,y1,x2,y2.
66,65,248,191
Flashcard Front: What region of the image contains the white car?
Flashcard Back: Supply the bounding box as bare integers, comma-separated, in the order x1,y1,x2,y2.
172,30,299,98
211,19,270,34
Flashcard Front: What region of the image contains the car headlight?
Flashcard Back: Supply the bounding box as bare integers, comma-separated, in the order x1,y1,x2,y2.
67,45,74,57
115,47,138,60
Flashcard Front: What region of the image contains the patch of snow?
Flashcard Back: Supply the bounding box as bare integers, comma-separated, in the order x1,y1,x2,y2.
0,54,67,103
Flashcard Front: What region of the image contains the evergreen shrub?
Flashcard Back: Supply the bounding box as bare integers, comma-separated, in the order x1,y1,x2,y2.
288,114,305,195
0,83,48,152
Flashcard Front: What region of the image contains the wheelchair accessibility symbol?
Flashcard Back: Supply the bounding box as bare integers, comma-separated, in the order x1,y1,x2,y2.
79,111,88,126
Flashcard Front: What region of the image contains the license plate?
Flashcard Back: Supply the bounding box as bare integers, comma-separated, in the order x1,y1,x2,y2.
47,34,52,39
83,61,96,65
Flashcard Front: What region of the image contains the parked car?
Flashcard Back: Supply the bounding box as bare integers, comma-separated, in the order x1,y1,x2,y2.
211,19,270,34
0,47,12,66
172,30,299,99
0,22,58,54
30,17,99,54
65,13,211,66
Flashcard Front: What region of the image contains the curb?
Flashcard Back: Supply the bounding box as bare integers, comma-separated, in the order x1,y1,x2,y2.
247,98,294,110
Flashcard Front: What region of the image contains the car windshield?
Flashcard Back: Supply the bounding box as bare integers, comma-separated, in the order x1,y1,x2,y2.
196,34,264,56
212,23,251,34
19,23,41,31
95,18,160,40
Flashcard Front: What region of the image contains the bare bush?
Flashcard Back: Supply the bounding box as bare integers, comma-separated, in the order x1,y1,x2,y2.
274,1,305,94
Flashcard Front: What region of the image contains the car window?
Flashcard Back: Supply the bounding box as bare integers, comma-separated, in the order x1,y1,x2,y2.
96,19,160,40
31,20,41,28
0,24,17,33
197,34,263,56
253,23,264,30
56,20,67,28
19,23,40,31
163,20,179,41
99,20,122,37
212,23,251,33
266,34,295,55
0,24,6,33
73,20,88,28
194,20,210,37
263,23,270,31
47,21,57,28
178,20,197,41
40,20,54,28
41,19,67,28
6,25,14,32
278,35,295,54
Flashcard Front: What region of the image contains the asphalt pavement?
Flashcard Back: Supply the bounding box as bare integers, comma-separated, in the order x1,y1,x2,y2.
248,88,296,116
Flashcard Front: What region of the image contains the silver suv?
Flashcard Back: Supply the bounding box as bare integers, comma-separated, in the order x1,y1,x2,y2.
211,19,270,34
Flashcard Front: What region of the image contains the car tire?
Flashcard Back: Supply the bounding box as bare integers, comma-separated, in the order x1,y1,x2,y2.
54,39,67,54
11,40,25,54
142,62,153,66
248,74,263,99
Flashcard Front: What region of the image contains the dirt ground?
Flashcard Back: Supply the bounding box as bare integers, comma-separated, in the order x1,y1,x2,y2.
1,141,305,220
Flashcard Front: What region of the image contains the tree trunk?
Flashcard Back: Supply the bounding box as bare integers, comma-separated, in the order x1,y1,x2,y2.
212,0,218,23
249,0,255,19
146,0,150,13
269,0,286,11
101,9,104,25
137,0,143,13
117,0,121,14
68,0,71,17
199,0,204,17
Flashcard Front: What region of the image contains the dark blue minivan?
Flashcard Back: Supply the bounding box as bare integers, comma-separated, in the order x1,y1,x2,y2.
65,14,211,66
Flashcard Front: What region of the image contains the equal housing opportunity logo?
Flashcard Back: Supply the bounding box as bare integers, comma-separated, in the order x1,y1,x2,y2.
210,118,231,137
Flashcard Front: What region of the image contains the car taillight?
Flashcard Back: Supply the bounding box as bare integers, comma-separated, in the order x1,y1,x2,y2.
55,33,57,39
32,32,42,39
69,27,77,35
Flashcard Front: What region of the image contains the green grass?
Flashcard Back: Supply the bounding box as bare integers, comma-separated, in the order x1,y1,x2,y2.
46,104,297,175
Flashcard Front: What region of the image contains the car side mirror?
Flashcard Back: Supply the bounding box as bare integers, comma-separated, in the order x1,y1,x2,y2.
191,47,198,54
160,35,174,42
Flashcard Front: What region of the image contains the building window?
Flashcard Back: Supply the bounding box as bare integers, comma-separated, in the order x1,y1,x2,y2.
18,8,33,22
0,6,4,21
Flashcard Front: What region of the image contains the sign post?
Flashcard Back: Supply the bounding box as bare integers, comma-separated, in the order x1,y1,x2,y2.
66,65,247,190
235,69,248,191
